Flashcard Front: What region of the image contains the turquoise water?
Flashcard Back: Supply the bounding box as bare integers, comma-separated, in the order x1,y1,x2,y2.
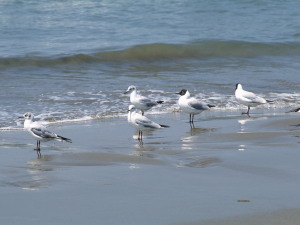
0,0,300,127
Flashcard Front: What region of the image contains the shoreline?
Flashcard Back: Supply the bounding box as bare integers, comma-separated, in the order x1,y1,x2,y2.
0,110,299,225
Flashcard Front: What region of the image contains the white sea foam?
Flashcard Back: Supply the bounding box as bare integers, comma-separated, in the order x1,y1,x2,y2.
1,89,298,130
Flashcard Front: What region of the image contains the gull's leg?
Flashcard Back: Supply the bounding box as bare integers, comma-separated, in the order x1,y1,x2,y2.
247,106,250,116
140,131,143,141
242,106,251,117
191,116,195,128
138,130,142,140
189,114,195,128
34,140,39,151
190,114,194,123
36,141,41,158
138,131,143,147
138,131,143,146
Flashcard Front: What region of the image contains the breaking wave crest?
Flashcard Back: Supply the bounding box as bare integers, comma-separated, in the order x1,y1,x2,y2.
1,40,300,68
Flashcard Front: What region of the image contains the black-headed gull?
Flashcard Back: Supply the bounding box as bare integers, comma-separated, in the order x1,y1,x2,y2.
19,112,72,157
124,85,163,115
235,83,273,116
176,89,215,124
127,105,168,141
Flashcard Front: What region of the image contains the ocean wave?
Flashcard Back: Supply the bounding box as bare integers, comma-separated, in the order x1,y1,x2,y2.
1,40,300,69
1,91,299,129
98,41,300,61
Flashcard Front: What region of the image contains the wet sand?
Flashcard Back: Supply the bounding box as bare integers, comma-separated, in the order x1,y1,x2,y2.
0,110,300,225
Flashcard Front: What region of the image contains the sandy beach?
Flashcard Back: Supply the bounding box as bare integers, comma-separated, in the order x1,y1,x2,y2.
0,110,299,225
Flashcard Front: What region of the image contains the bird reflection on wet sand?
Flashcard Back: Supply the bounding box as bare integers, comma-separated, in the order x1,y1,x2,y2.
181,126,217,151
0,155,55,190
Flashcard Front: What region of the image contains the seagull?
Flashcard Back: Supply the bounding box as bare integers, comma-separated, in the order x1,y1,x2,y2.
19,112,72,157
127,105,169,141
176,89,215,124
124,85,164,115
235,83,273,116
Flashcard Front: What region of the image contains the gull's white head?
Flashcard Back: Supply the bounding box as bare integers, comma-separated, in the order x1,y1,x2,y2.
20,112,34,121
236,83,243,90
124,85,136,94
128,105,137,112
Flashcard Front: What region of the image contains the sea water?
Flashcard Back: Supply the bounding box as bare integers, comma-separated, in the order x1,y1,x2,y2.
0,0,300,128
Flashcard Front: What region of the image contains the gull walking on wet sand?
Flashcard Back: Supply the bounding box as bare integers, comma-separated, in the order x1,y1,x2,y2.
127,105,169,141
235,83,273,116
19,112,72,157
124,85,164,115
176,89,215,125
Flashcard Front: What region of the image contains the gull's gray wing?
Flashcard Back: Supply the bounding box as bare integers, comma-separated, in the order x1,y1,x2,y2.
242,90,267,104
135,118,160,129
188,99,209,110
135,118,153,128
139,97,157,107
31,128,57,139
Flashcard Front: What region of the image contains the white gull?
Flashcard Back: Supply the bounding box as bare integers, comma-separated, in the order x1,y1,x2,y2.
235,83,273,116
19,112,72,157
127,105,168,141
176,89,215,124
124,85,163,115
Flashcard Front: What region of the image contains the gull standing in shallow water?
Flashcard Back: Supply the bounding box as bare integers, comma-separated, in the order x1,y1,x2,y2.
124,85,164,115
127,105,169,141
19,112,72,157
176,89,215,125
235,83,273,116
